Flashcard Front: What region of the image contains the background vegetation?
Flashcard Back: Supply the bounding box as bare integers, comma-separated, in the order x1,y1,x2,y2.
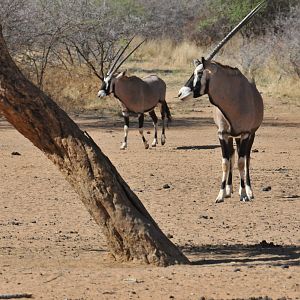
0,0,299,112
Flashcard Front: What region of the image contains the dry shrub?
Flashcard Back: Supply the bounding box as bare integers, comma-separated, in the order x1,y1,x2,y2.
130,39,203,70
258,58,300,102
172,41,203,67
40,37,299,113
42,65,119,114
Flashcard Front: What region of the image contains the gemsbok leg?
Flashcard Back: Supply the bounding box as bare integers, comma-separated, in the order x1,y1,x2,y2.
138,113,149,149
245,133,255,200
225,137,234,198
237,133,254,201
149,110,158,147
216,133,233,203
159,103,166,145
120,111,129,150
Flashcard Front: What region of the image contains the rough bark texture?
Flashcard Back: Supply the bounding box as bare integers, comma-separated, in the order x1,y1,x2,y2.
0,25,189,266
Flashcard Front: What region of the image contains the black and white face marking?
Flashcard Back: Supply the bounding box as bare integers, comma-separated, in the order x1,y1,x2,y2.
97,75,112,98
178,73,194,101
178,58,205,100
193,59,204,98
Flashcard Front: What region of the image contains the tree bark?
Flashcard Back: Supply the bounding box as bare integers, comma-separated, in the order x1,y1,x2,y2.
0,25,189,266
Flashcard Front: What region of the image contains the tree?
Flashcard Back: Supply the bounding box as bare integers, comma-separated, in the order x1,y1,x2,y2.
1,0,71,89
194,0,299,44
0,24,189,266
62,0,145,80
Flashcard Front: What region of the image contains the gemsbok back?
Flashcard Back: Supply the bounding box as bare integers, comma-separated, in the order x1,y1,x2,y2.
98,38,171,150
178,1,265,203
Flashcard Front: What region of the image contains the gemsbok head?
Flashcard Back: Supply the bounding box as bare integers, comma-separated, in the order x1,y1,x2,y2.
98,38,171,150
178,1,266,203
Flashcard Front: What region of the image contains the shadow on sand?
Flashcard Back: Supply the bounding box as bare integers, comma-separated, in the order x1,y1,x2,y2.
75,115,300,130
73,115,215,130
181,242,300,267
176,145,220,150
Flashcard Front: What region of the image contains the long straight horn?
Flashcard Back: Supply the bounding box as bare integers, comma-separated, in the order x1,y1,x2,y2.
107,36,135,76
112,39,146,73
206,0,266,61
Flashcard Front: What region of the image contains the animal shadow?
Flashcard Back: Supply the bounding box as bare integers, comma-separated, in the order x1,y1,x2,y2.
181,242,300,267
176,145,220,151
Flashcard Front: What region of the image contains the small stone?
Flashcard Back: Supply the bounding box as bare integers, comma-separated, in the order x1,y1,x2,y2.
11,220,21,226
167,233,173,239
11,151,21,156
123,277,138,283
281,265,289,269
163,184,170,189
262,186,271,192
252,149,259,153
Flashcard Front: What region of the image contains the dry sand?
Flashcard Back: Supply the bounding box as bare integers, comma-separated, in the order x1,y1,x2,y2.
1,94,299,299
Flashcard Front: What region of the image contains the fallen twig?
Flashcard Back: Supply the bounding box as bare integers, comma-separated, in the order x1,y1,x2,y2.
0,294,32,299
43,273,63,283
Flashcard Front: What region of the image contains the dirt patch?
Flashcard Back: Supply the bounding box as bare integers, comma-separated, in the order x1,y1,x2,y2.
0,96,299,299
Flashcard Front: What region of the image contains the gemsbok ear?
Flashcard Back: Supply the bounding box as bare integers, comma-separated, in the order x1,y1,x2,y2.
193,59,201,67
116,70,127,78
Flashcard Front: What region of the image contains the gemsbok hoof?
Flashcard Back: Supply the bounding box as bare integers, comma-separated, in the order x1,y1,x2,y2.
215,198,225,203
144,143,149,149
240,194,250,202
215,189,225,203
161,135,166,146
120,143,127,150
225,186,233,198
151,139,158,147
246,186,254,200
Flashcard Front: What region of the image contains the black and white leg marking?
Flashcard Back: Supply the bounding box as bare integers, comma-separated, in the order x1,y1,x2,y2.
245,133,255,200
138,113,149,149
159,103,166,145
120,111,129,150
238,133,252,202
225,137,234,198
149,110,158,147
216,133,231,203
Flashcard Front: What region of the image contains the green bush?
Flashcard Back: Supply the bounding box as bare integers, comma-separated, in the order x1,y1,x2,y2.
195,0,299,44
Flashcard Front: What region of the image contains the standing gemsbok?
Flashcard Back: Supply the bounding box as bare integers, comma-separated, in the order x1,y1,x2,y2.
178,1,265,203
98,38,171,150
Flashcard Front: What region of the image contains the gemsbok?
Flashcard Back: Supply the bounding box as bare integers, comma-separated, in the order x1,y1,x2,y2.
98,38,171,150
178,1,265,203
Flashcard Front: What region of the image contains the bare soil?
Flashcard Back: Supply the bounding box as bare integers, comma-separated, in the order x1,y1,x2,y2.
0,93,299,300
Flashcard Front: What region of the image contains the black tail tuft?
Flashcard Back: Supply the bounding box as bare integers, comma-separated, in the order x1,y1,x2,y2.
163,101,172,128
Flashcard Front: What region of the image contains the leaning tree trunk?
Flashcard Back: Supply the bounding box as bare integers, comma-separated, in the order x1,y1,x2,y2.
0,25,189,266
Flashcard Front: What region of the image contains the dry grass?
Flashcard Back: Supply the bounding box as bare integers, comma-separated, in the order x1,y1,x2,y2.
39,38,299,113
131,39,202,69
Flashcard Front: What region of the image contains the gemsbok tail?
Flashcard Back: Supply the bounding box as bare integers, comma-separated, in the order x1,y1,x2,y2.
163,101,172,127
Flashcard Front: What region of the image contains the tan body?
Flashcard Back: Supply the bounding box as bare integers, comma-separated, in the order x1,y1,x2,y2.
98,71,171,150
179,58,264,203
97,38,171,149
178,1,266,203
206,61,263,136
113,74,166,113
200,60,264,202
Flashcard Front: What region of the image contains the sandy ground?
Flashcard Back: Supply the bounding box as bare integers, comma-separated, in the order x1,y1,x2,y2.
0,93,299,300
